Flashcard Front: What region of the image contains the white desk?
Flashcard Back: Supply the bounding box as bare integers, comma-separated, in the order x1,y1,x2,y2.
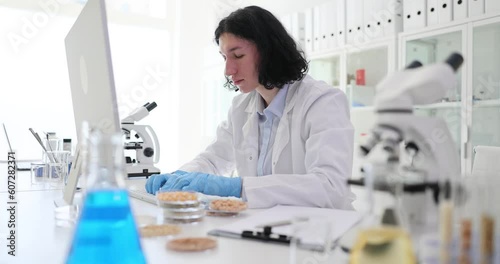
0,168,351,264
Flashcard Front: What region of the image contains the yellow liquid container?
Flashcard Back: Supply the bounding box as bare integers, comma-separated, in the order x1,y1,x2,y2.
349,226,416,264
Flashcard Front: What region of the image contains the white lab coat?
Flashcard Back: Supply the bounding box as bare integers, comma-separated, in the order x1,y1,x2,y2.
179,75,355,209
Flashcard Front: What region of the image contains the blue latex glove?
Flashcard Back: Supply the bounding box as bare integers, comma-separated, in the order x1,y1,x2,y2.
160,172,242,198
145,170,187,194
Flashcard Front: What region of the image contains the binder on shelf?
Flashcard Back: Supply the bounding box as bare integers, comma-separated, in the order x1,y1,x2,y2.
453,0,468,21
468,0,484,17
324,0,338,50
427,0,439,26
363,0,380,41
319,2,331,50
485,0,500,15
371,0,385,38
346,0,364,45
304,8,314,54
403,0,427,32
381,0,404,37
336,0,346,47
291,12,306,52
313,5,321,52
437,0,453,24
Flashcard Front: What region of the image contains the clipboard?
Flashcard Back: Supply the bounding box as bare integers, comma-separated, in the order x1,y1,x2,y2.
207,205,362,250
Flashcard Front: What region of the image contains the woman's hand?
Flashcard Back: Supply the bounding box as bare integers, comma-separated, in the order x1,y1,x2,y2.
160,172,242,198
145,170,187,194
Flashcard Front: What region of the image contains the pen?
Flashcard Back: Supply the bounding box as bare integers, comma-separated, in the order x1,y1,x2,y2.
29,128,56,163
254,217,308,228
29,128,47,151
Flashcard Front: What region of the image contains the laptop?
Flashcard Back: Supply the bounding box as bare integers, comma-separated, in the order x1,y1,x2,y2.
3,123,13,153
63,0,158,206
2,124,34,171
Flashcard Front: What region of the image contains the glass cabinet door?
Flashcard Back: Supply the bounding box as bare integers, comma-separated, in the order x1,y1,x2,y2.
404,30,464,155
309,54,341,89
344,46,390,145
346,47,389,108
471,20,500,153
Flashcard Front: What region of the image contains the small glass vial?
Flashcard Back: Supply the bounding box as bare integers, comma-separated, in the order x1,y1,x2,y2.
65,132,146,264
63,138,72,153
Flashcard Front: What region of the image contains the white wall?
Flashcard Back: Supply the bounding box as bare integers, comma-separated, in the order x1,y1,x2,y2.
0,2,178,171
0,7,76,160
174,0,216,167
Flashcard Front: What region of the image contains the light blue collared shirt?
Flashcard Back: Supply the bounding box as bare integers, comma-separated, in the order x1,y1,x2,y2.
256,84,289,176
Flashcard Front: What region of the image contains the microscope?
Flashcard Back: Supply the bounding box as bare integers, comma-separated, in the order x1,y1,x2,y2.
121,102,161,177
354,53,464,229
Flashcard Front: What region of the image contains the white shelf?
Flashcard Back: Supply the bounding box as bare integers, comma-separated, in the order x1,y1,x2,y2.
307,36,397,60
308,50,343,60
399,12,500,39
350,101,461,112
349,101,462,112
350,106,374,112
413,101,461,110
472,99,500,108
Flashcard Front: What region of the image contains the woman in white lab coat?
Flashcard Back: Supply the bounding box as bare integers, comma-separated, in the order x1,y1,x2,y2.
146,6,355,210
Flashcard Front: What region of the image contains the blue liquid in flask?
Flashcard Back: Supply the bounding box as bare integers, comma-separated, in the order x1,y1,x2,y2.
66,189,146,264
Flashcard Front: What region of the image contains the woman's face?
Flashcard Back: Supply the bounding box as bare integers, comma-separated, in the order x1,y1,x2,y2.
218,33,260,93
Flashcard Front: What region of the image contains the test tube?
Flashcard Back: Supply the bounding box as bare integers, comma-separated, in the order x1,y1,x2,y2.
457,177,477,264
440,180,454,264
478,175,496,264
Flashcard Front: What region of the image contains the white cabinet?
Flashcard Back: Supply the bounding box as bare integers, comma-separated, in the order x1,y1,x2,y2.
308,37,397,147
307,8,500,176
399,12,500,174
345,40,396,145
308,51,343,89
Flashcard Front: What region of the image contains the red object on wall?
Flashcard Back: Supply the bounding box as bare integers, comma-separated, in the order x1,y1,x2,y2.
356,69,365,85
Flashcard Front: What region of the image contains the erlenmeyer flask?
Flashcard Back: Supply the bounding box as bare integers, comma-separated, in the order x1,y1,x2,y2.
66,131,146,264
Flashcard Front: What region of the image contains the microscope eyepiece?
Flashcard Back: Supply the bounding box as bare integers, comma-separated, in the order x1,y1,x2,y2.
146,102,157,112
405,60,423,69
445,53,464,72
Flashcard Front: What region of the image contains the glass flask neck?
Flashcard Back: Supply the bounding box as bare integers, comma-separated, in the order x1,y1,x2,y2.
86,131,125,190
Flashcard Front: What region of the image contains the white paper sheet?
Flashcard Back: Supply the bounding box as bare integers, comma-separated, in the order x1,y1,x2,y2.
208,205,362,250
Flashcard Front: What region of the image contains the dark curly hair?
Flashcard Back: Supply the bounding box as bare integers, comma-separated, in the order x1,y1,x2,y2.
215,6,308,90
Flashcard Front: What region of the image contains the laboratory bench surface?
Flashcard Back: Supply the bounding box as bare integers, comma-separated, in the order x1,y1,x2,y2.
0,167,351,264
